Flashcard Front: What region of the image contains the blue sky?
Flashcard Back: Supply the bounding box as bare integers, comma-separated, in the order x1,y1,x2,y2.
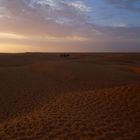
83,0,140,26
0,0,140,52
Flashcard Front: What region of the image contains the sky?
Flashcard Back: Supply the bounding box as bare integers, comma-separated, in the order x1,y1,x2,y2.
0,0,140,52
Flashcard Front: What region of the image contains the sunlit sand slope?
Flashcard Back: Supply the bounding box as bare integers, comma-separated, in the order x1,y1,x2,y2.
0,84,140,140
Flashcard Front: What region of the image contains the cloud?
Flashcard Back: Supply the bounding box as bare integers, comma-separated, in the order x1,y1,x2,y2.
0,0,139,40
0,32,27,39
0,0,94,37
0,0,91,23
68,1,92,12
0,0,140,52
105,0,140,12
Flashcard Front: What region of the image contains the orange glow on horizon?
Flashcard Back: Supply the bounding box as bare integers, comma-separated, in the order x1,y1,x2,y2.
0,32,92,52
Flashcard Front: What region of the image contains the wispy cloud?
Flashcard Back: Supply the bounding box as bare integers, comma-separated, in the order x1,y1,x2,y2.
68,1,92,12
0,0,93,37
0,32,27,39
0,0,140,52
105,0,140,12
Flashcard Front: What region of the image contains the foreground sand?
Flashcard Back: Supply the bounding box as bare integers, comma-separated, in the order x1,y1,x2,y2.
0,53,140,140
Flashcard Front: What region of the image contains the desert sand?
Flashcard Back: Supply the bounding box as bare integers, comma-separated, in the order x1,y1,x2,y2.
0,53,140,140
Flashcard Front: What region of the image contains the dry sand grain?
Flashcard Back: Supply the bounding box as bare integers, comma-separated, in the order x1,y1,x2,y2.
0,53,140,140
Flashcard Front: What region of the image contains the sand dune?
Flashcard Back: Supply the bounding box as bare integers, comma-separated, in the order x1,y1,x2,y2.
0,53,140,140
0,84,140,140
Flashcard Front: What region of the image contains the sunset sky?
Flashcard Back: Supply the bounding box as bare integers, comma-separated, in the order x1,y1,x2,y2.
0,0,140,52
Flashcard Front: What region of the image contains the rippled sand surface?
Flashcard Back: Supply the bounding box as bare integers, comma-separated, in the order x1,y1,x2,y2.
0,53,140,140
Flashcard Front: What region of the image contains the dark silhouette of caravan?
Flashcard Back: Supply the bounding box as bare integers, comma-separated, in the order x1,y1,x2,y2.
60,53,70,58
